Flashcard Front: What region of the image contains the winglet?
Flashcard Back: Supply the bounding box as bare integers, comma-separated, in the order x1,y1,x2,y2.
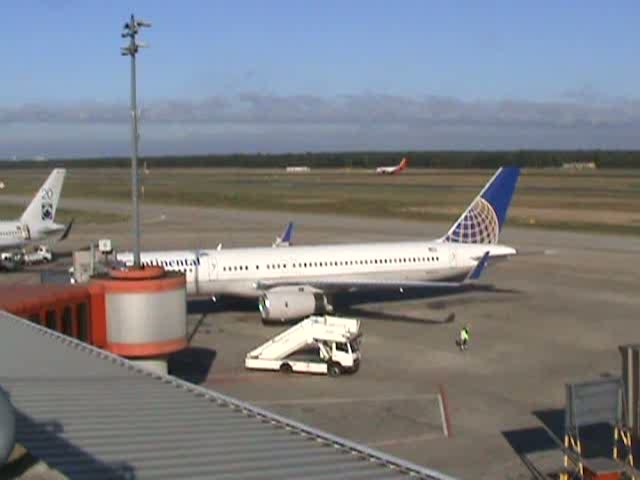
281,221,294,243
59,218,74,241
273,221,294,247
465,251,490,282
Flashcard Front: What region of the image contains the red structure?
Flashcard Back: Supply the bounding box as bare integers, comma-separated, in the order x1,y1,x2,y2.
0,284,105,347
91,267,187,357
0,270,186,363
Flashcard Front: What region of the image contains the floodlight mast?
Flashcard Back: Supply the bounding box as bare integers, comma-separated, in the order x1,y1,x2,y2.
120,14,150,268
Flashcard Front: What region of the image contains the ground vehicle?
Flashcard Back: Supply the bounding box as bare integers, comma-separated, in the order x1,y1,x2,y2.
0,251,24,271
245,315,362,377
23,245,53,264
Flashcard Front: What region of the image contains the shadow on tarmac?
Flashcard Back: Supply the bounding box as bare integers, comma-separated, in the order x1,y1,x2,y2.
502,409,626,478
338,305,455,325
185,286,520,326
168,347,217,385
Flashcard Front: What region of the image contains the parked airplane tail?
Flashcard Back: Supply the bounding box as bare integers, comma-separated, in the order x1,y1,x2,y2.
20,169,66,227
273,221,294,247
441,166,520,244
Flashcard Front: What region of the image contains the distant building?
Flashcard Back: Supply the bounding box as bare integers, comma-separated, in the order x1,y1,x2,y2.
285,166,311,173
562,162,596,170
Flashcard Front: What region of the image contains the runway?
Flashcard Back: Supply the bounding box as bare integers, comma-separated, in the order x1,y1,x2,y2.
2,194,640,479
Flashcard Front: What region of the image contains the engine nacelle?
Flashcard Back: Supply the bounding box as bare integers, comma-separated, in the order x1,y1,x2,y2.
258,291,329,322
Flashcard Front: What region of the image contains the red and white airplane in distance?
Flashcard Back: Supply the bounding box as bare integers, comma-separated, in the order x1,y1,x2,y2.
375,157,409,175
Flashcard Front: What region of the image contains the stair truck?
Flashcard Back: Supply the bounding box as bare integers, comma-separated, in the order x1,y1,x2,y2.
245,315,362,377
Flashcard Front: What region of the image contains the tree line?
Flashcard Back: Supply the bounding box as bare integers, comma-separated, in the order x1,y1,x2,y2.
1,150,639,169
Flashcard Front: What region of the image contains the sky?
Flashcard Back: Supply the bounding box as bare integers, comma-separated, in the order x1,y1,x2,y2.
2,0,640,157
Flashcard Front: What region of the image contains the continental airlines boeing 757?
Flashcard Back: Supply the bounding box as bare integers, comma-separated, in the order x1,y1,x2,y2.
118,167,520,322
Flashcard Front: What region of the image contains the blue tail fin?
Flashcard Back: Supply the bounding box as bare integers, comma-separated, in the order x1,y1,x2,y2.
273,221,295,247
281,221,294,243
442,167,520,244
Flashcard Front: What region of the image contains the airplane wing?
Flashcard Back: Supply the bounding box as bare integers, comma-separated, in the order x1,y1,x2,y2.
257,251,490,292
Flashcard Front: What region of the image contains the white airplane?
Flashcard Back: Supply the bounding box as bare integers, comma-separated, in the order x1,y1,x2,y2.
376,157,409,175
0,169,71,259
118,167,520,322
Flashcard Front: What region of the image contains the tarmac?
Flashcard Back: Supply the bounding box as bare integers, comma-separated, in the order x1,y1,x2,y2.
2,195,640,479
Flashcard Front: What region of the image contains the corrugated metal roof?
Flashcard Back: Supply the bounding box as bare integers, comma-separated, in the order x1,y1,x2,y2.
0,311,456,480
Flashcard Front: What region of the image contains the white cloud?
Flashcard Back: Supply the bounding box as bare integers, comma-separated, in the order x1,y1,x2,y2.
2,92,640,156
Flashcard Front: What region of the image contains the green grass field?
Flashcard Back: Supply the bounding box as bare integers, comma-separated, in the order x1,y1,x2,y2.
2,168,640,235
0,204,128,225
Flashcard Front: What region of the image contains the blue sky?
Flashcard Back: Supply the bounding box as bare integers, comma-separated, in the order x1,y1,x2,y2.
2,0,640,157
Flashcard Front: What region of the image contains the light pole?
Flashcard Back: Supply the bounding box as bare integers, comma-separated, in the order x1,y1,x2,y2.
121,14,151,268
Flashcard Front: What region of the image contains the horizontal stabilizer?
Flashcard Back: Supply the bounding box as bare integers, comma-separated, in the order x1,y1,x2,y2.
466,251,490,281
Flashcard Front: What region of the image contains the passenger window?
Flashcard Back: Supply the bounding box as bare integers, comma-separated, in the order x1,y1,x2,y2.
336,342,349,353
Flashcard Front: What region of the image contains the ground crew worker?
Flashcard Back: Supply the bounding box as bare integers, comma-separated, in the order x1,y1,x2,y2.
458,325,470,351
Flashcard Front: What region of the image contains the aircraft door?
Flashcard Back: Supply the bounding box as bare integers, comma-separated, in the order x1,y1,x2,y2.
17,225,30,240
186,263,197,295
186,252,216,295
205,255,218,282
449,249,458,268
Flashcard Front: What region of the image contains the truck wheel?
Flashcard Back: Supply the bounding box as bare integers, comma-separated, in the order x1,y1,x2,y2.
327,363,342,377
280,363,293,374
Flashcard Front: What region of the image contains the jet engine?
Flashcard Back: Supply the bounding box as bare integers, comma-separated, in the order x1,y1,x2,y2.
258,291,330,322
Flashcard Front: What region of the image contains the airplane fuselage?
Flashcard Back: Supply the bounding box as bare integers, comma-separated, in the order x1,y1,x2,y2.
375,167,401,174
0,221,31,250
0,220,65,250
118,241,515,297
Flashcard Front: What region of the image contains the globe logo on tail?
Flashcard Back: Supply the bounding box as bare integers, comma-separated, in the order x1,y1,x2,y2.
444,197,499,244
